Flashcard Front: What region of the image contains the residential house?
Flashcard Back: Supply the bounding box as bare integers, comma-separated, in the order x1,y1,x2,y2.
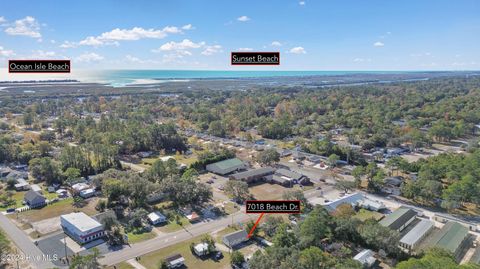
193,242,209,256
164,254,185,269
30,184,42,193
24,190,46,208
14,178,30,191
147,211,167,225
353,249,376,268
223,230,249,248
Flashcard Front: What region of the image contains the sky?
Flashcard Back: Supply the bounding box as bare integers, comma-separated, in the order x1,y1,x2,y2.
0,0,479,71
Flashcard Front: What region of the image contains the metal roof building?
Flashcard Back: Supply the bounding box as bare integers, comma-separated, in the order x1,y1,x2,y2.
206,158,246,175
379,207,417,232
428,221,469,261
61,212,105,244
229,167,275,183
353,249,376,268
399,219,434,252
324,192,363,212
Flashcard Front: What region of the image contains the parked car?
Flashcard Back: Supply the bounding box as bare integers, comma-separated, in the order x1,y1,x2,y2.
213,251,223,260
6,208,15,213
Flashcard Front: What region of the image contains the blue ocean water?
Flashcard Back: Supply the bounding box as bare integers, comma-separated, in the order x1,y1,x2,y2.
80,70,413,87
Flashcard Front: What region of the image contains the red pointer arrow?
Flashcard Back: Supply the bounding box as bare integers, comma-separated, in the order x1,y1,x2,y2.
247,212,265,238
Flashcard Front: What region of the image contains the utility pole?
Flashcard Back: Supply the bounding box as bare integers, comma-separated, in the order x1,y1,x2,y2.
64,234,69,265
15,248,19,269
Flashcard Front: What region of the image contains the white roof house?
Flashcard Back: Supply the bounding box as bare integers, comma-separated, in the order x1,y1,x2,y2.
147,211,167,225
30,184,42,193
193,242,209,256
353,249,376,268
14,178,29,190
72,182,89,192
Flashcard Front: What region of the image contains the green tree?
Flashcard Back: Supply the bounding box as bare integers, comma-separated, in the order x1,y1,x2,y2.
29,157,62,184
231,250,245,266
224,180,250,202
328,153,340,167
69,247,101,269
63,167,81,183
298,206,332,248
256,148,280,166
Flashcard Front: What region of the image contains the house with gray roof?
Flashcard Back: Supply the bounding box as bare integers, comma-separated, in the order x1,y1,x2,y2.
223,230,249,248
24,190,46,208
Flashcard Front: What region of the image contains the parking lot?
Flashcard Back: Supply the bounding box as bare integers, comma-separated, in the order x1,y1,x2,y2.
37,232,112,267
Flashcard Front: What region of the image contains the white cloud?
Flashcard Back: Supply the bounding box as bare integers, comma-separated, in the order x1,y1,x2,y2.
181,24,194,30
353,58,372,62
60,41,78,48
237,16,250,22
125,54,159,64
5,16,41,38
289,46,306,54
373,41,384,47
271,41,282,47
0,46,15,57
238,48,253,51
75,52,104,62
299,1,306,6
153,39,205,52
0,17,6,23
30,50,56,58
201,45,222,56
67,26,183,47
410,52,432,57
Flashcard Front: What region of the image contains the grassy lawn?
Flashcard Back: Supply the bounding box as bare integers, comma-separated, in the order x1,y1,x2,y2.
213,226,238,242
108,262,135,269
158,215,191,233
16,198,98,222
223,202,239,215
0,191,26,210
43,191,58,200
139,235,231,269
354,209,384,221
174,154,198,166
126,230,157,244
141,157,158,165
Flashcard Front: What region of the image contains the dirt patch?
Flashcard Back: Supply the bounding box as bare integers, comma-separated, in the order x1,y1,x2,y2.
31,216,61,235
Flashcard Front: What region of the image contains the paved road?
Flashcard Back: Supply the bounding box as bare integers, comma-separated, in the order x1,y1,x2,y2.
0,213,56,269
99,210,256,266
